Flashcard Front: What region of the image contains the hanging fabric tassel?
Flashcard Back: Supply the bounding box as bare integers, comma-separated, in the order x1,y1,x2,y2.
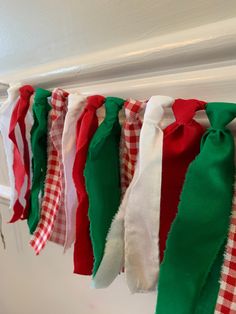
62,93,86,251
155,102,236,314
120,99,147,196
30,89,68,253
124,95,174,293
84,97,125,277
28,88,52,234
73,95,105,275
159,98,206,262
0,85,21,214
93,98,146,288
215,177,236,314
8,85,34,222
47,89,69,246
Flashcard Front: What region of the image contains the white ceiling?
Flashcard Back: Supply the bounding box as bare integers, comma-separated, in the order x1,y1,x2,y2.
0,0,236,75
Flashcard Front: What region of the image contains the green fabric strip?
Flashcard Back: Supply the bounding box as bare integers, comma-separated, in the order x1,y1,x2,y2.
84,96,124,277
155,102,236,314
28,88,52,234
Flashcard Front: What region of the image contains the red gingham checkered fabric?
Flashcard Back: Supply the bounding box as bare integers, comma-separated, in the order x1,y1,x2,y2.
120,99,147,196
215,185,236,314
30,89,68,254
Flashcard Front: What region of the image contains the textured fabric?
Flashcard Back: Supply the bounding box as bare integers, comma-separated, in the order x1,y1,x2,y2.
155,102,236,314
0,85,21,214
28,88,52,234
62,93,86,250
93,98,146,288
120,99,146,196
73,95,105,275
84,97,124,277
159,98,206,262
215,182,236,314
124,95,174,293
0,85,21,242
8,85,34,222
30,89,68,253
48,89,68,246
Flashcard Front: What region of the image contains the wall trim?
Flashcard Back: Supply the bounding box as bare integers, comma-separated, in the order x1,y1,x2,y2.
1,19,236,199
0,18,236,101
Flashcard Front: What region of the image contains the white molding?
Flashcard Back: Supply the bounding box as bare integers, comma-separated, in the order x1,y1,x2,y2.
0,18,236,101
76,64,236,102
0,18,236,199
1,16,236,201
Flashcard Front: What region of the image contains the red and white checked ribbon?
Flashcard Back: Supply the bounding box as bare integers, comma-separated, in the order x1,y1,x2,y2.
120,99,147,196
30,88,68,254
215,181,236,314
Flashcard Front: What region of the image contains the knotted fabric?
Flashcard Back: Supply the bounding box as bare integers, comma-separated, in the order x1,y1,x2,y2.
72,95,105,275
120,99,147,196
28,88,51,233
30,89,68,253
84,97,125,277
123,95,174,293
62,93,86,250
8,85,34,222
155,102,236,314
159,98,206,262
0,85,21,214
93,98,146,288
215,179,236,314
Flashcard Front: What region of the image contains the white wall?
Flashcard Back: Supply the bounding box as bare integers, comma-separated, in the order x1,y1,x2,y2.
0,129,156,314
0,203,156,314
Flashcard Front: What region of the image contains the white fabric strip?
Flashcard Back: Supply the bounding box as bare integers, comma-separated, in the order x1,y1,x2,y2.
62,93,87,251
0,84,21,214
93,95,174,292
124,95,174,293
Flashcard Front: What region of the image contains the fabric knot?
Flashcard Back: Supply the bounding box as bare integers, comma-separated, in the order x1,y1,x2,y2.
206,102,236,129
104,97,125,120
19,85,34,99
34,88,51,103
86,95,105,111
67,94,86,111
51,88,68,111
173,99,206,124
144,95,174,124
124,99,146,122
7,84,21,100
106,96,124,110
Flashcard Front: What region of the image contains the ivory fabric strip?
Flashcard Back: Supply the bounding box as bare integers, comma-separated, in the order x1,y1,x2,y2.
124,95,174,293
62,93,86,250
